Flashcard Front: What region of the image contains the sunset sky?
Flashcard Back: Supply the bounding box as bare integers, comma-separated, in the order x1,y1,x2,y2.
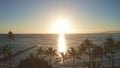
0,0,120,34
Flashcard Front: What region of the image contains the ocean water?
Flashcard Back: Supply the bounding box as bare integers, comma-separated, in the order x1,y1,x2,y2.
0,33,120,66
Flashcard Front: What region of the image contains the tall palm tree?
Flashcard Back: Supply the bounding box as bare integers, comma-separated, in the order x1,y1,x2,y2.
82,39,93,68
91,45,103,68
1,45,11,68
116,41,120,61
116,41,120,52
45,47,57,65
103,37,117,68
56,52,70,68
36,47,45,59
77,44,87,68
7,31,14,68
7,31,14,48
68,47,78,68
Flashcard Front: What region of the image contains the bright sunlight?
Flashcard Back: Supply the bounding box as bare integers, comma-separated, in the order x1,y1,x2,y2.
58,34,67,54
53,17,69,54
53,18,71,34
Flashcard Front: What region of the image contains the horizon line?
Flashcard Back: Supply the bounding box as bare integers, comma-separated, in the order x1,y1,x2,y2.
0,32,120,34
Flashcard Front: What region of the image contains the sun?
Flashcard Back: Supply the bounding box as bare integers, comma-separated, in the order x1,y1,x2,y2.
52,17,69,54
53,18,70,34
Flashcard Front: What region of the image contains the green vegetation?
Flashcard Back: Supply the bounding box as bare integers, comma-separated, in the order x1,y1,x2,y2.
16,36,120,68
0,33,120,68
17,53,53,68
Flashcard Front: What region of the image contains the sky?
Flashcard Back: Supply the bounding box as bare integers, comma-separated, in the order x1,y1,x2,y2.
0,0,120,34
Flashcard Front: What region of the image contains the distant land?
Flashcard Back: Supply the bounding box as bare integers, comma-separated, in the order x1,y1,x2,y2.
102,31,120,33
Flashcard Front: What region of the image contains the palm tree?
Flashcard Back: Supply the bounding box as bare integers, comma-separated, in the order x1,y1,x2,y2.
103,37,117,68
1,45,11,68
116,41,120,52
7,31,14,48
18,53,53,68
36,47,45,59
77,44,87,68
91,45,103,68
68,47,78,68
116,41,120,61
7,31,14,68
45,47,57,65
56,52,70,68
82,39,93,68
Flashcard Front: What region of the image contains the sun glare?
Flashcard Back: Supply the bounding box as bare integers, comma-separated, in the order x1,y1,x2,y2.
53,17,69,54
54,18,70,34
58,34,67,54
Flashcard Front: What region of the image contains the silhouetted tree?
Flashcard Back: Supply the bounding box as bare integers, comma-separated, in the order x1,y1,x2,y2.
56,52,70,68
116,41,120,52
68,47,78,68
116,41,120,60
1,45,11,68
103,37,117,68
17,53,53,68
82,39,93,68
7,31,14,48
78,44,87,68
36,47,45,59
91,45,103,68
7,31,14,68
45,47,57,65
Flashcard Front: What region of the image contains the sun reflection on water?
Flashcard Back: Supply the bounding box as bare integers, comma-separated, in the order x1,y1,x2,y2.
58,34,67,54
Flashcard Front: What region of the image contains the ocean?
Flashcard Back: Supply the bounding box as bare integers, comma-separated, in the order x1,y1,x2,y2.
0,33,120,67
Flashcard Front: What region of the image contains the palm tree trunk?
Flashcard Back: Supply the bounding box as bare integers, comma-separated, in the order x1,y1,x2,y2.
83,55,86,68
9,59,12,68
3,54,6,68
8,39,11,49
100,55,103,68
51,55,54,65
109,49,115,68
73,57,76,68
49,55,53,65
49,56,51,65
88,47,91,68
111,53,114,68
63,59,65,68
98,57,102,68
4,61,6,68
95,57,97,68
